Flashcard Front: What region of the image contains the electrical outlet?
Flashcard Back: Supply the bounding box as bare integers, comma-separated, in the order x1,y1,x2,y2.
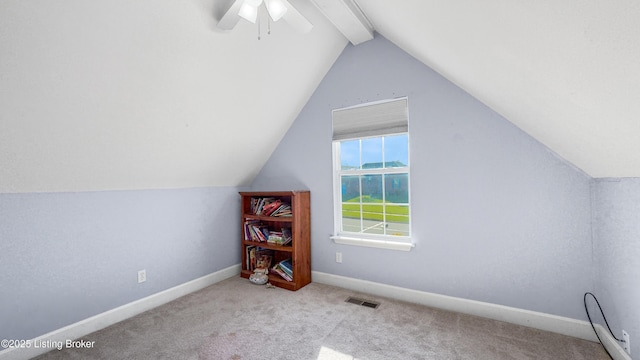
336,252,342,263
137,269,146,283
622,330,630,355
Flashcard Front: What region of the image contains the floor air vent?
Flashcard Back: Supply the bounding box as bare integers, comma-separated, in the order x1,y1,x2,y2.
345,296,380,309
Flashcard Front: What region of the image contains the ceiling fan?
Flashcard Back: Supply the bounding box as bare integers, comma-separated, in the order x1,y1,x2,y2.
217,0,313,34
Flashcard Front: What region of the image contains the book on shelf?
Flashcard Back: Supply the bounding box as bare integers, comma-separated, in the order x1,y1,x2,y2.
270,203,292,217
278,258,293,276
272,265,292,281
246,246,275,272
261,199,282,216
244,221,292,246
265,227,293,246
281,228,292,245
243,219,259,240
251,197,275,215
246,246,257,271
257,226,269,242
249,197,292,217
272,258,293,281
267,231,283,244
244,220,270,242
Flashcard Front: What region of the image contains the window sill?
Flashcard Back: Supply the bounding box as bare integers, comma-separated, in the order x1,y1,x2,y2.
330,235,414,251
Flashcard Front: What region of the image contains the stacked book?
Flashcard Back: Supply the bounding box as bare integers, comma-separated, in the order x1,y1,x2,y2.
272,259,293,282
244,220,269,242
250,197,293,217
267,228,292,245
268,202,292,217
250,197,274,215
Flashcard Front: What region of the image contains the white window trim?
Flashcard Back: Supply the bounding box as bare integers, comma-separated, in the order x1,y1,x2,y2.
330,235,415,251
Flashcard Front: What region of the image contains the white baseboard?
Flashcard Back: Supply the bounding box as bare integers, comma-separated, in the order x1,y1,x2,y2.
312,271,630,360
3,267,629,360
596,325,633,360
0,264,240,360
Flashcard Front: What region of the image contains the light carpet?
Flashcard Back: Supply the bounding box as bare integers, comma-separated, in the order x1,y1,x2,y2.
33,276,608,359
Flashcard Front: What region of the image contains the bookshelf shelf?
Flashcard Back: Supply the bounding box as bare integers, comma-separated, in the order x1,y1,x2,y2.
239,191,311,291
241,240,294,252
243,214,293,222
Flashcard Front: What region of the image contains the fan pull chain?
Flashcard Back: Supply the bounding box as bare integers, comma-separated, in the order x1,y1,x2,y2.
255,6,274,40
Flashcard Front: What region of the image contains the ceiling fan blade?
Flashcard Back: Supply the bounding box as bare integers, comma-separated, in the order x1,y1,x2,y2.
217,0,244,30
238,2,259,23
265,0,287,22
280,0,313,33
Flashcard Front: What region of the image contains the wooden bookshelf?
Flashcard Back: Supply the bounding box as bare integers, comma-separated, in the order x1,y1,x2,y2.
239,191,311,291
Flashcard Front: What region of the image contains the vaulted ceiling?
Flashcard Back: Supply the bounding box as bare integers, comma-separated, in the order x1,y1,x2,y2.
0,0,347,192
355,0,640,179
1,0,638,193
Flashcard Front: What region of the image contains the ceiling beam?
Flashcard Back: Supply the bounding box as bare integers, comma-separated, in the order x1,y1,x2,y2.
309,0,373,45
217,0,243,31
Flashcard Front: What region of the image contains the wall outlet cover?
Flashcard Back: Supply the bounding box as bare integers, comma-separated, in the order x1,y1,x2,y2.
138,269,147,283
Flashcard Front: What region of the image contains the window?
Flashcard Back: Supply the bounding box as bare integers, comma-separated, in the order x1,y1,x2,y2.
331,98,413,251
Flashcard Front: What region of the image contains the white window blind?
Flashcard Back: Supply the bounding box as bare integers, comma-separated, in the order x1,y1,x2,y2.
332,98,408,141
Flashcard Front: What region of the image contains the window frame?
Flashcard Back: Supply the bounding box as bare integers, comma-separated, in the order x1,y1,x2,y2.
330,98,414,252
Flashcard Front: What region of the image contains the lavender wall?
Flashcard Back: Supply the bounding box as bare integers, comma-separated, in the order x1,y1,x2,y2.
593,178,640,356
251,34,594,320
0,187,241,341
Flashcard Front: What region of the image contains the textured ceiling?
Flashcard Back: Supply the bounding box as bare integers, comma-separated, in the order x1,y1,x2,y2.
355,0,640,178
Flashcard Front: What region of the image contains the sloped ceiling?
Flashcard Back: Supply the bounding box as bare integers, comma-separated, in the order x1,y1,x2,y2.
355,0,640,178
0,0,347,193
2,0,639,194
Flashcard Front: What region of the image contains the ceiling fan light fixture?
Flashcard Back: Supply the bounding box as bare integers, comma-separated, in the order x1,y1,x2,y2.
265,0,287,22
238,1,259,23
219,0,311,34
